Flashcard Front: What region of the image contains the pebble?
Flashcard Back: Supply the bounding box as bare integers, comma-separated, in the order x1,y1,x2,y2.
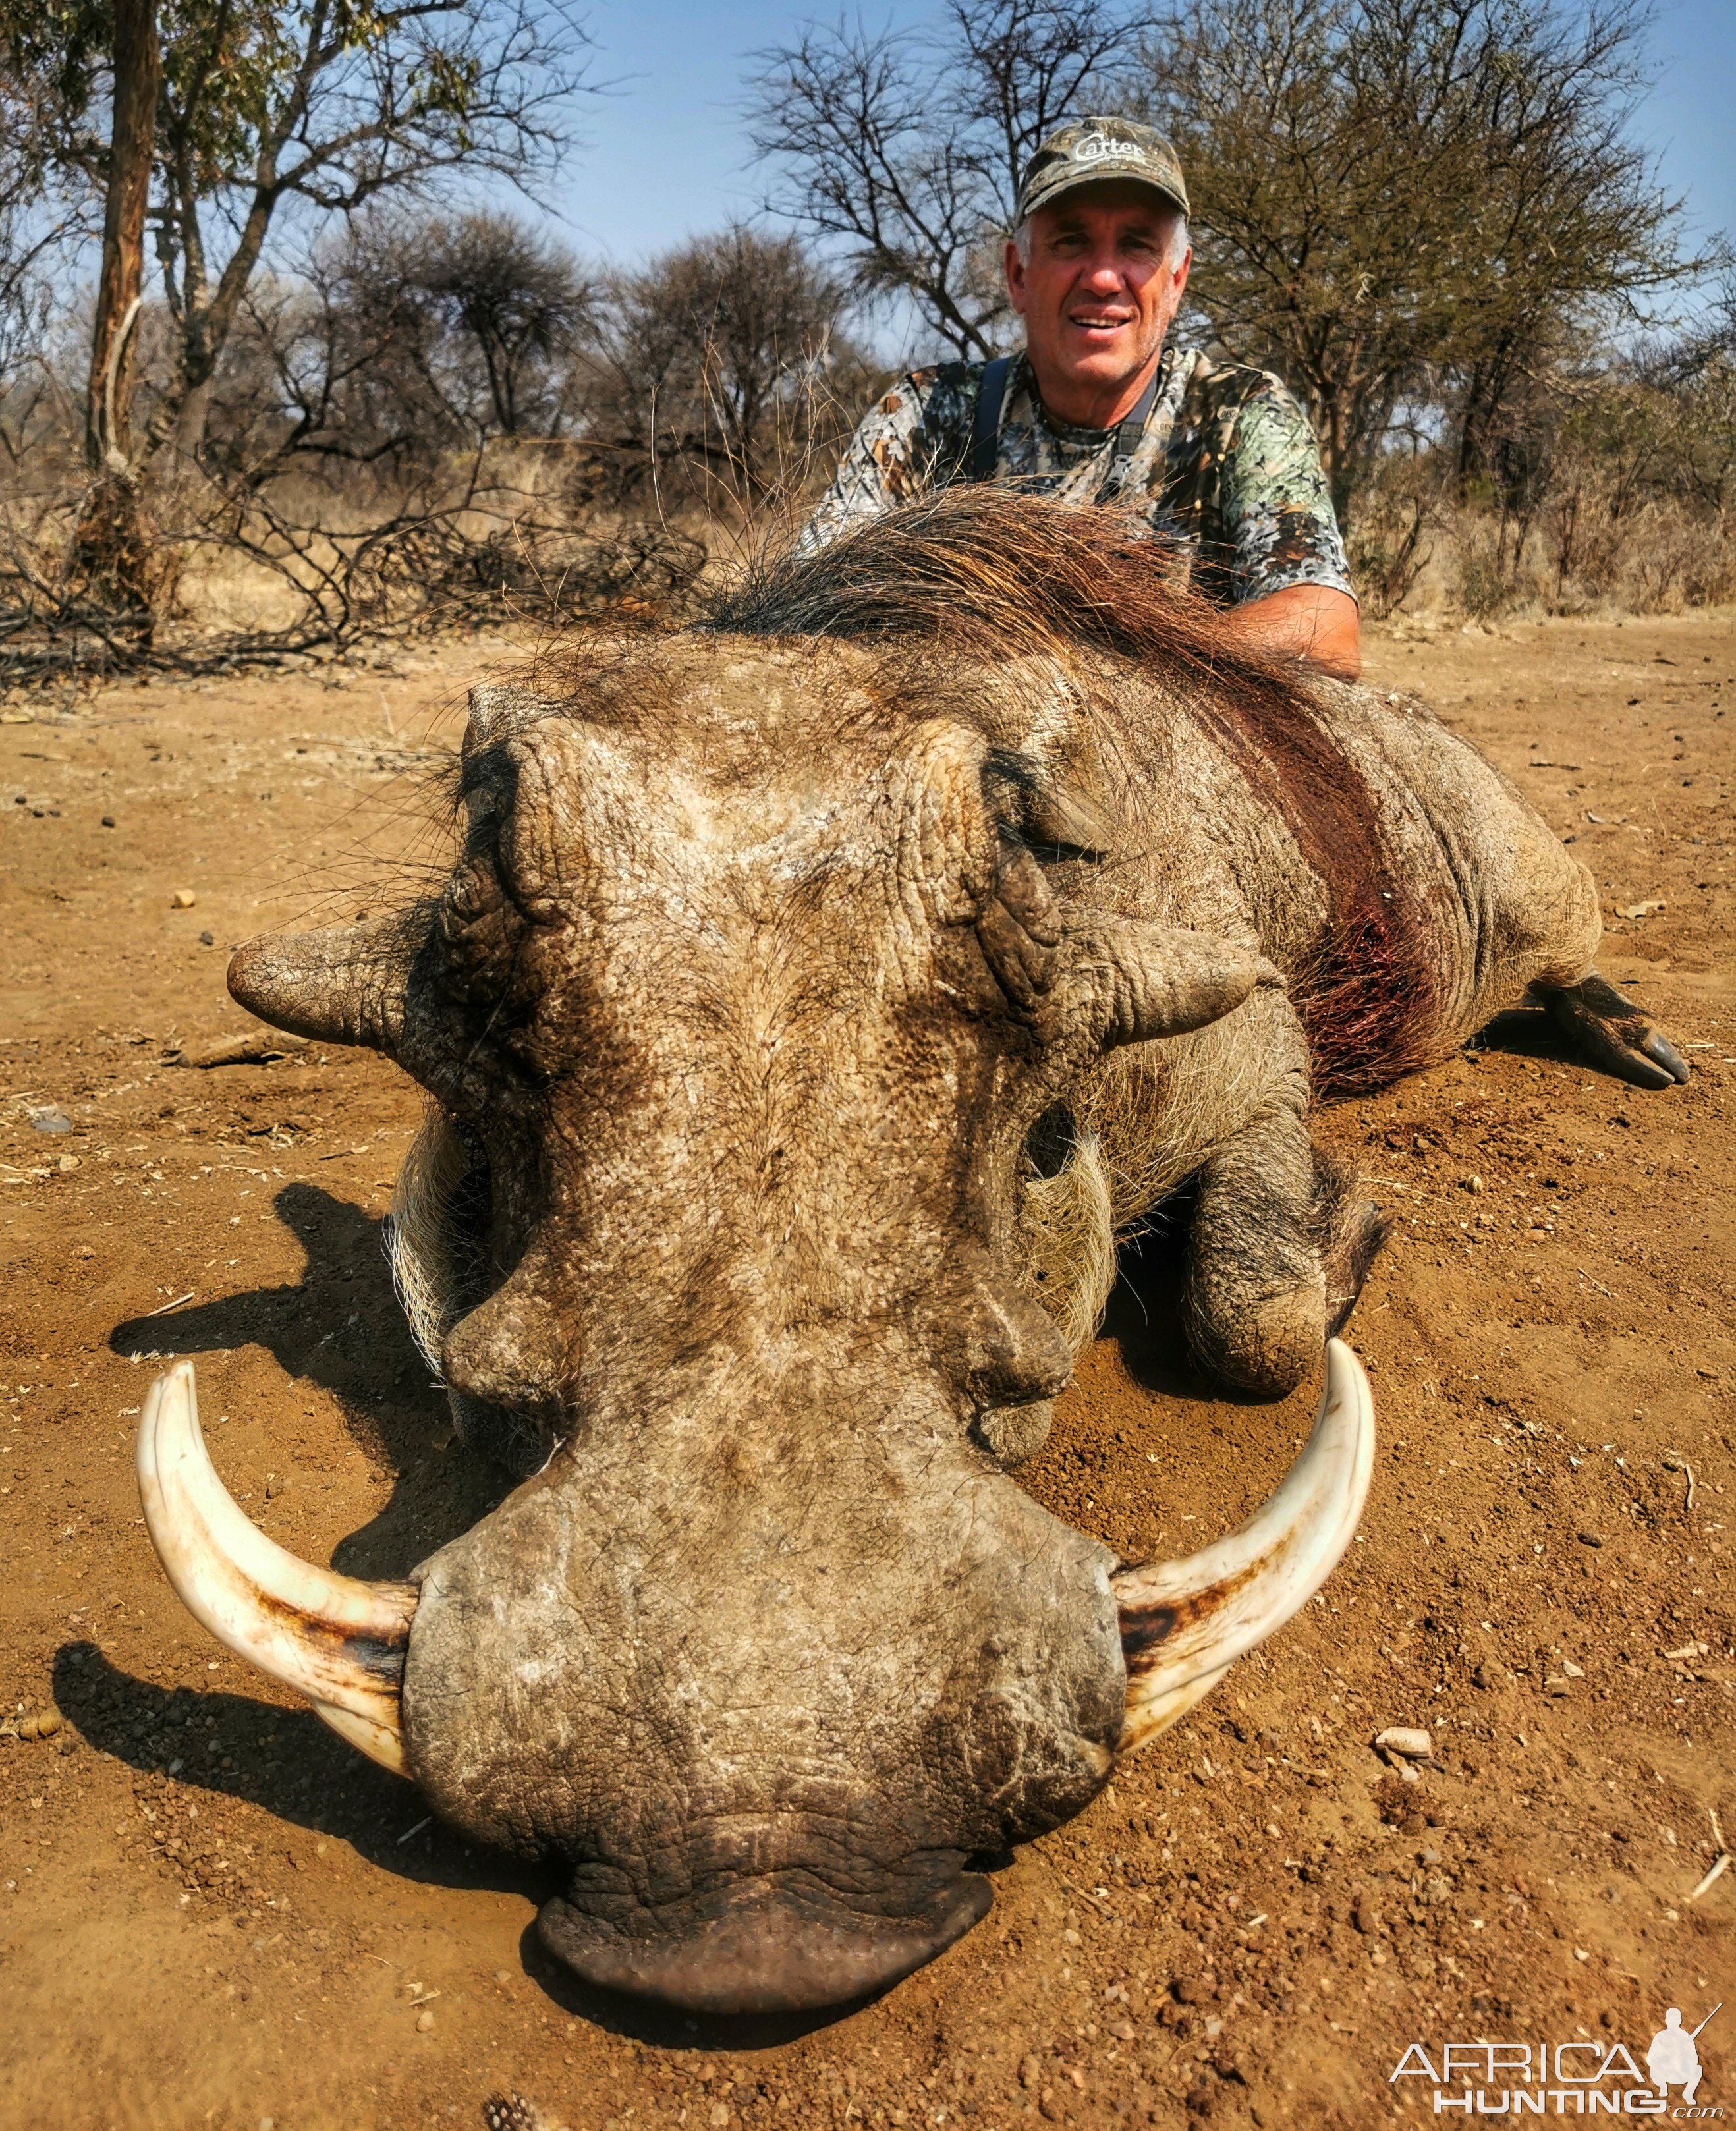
1374,1727,1432,1761
415,2008,435,2034
1577,1532,1604,1548
18,1709,62,1740
170,889,196,908
29,1107,72,1134
101,815,115,827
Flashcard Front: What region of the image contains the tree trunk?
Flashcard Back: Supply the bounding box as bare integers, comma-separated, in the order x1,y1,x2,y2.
86,0,161,477
1325,399,1354,531
71,0,162,636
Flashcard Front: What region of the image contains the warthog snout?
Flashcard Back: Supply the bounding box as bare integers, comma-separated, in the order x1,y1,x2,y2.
400,1339,1126,2011
539,1849,994,2015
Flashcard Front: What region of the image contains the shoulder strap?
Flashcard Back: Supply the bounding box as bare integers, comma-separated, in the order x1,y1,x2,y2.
1103,356,1167,493
968,355,1013,480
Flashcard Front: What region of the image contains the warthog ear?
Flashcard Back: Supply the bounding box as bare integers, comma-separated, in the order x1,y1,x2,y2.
1046,918,1283,1053
462,684,559,759
227,914,420,1055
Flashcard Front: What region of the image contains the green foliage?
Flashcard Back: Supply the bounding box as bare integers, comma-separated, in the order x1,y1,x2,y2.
1134,0,1722,518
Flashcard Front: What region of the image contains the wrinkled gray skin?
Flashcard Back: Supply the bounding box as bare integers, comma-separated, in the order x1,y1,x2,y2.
229,630,1681,2014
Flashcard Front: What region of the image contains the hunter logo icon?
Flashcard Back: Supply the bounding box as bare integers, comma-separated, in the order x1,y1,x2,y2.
1650,2007,1720,2108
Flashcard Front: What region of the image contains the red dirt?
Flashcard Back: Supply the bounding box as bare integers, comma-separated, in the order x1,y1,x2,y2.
1,615,1731,2130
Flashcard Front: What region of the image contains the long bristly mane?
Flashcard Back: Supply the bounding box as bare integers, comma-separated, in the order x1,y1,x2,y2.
704,489,1440,1097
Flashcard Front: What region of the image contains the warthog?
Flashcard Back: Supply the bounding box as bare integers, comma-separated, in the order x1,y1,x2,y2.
137,493,1683,2014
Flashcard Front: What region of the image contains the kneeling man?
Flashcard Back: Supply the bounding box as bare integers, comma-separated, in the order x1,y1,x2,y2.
800,117,1360,680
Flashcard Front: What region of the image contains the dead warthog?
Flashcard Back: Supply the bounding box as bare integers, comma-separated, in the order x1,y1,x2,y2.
137,493,1683,2013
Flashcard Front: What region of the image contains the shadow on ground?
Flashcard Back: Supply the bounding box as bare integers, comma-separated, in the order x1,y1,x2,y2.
109,1182,512,1576
50,1641,547,1904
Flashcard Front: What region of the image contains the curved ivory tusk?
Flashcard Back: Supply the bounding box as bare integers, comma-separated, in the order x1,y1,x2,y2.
137,1360,417,1775
1113,1339,1374,1755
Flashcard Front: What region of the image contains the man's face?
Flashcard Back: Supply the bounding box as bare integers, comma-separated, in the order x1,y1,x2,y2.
1005,182,1190,421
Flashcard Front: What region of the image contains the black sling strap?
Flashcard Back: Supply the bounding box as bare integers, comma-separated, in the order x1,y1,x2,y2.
968,354,1013,480
1106,358,1165,487
966,350,1166,491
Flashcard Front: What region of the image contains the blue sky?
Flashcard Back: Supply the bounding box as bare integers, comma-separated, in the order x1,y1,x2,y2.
545,0,1735,283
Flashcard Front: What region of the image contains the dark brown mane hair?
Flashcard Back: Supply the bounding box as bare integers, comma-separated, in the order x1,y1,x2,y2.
705,488,1442,1097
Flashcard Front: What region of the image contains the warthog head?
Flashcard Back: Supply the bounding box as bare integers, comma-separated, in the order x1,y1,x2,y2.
140,590,1372,2012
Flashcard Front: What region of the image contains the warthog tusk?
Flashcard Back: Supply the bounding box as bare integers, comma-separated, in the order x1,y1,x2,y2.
136,1360,416,1775
1112,1339,1374,1754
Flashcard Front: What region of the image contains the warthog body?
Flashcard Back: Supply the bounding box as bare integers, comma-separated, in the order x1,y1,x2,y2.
146,494,1681,2014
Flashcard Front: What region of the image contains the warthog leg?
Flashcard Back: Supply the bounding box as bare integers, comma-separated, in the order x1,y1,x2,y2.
1181,1075,1385,1399
1532,971,1691,1091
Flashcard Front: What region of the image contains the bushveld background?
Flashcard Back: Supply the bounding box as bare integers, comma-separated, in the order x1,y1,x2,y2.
0,0,1730,686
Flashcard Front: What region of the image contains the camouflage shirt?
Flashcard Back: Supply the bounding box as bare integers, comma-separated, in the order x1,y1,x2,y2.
798,345,1355,608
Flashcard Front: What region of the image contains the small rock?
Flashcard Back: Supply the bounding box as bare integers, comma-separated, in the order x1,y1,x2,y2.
1562,1659,1584,1678
1472,1663,1492,1690
709,2106,730,2129
198,930,214,946
1465,1174,1486,1193
415,2006,435,2033
170,889,196,909
58,1153,79,1172
1019,2055,1042,2089
29,1106,72,1134
1374,1727,1432,1761
19,1709,61,1740
1577,1532,1603,1548
101,815,115,827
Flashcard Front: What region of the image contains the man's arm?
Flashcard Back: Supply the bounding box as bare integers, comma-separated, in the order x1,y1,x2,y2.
1210,370,1361,679
1214,584,1361,681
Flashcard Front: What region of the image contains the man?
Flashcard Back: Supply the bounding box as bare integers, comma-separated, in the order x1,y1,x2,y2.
1646,2008,1708,2107
800,117,1361,680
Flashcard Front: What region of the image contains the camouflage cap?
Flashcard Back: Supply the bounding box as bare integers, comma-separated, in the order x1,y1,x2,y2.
1014,117,1189,228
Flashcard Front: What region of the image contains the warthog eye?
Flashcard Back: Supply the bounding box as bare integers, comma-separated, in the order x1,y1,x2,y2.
983,748,1113,864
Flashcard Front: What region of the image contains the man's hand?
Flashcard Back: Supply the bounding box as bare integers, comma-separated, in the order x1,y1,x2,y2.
1216,586,1361,681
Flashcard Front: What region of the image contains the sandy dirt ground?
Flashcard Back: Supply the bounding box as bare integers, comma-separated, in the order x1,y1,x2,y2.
0,613,1731,2131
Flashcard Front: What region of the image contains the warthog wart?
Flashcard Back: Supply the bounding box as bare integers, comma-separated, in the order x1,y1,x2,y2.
136,491,1684,2014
